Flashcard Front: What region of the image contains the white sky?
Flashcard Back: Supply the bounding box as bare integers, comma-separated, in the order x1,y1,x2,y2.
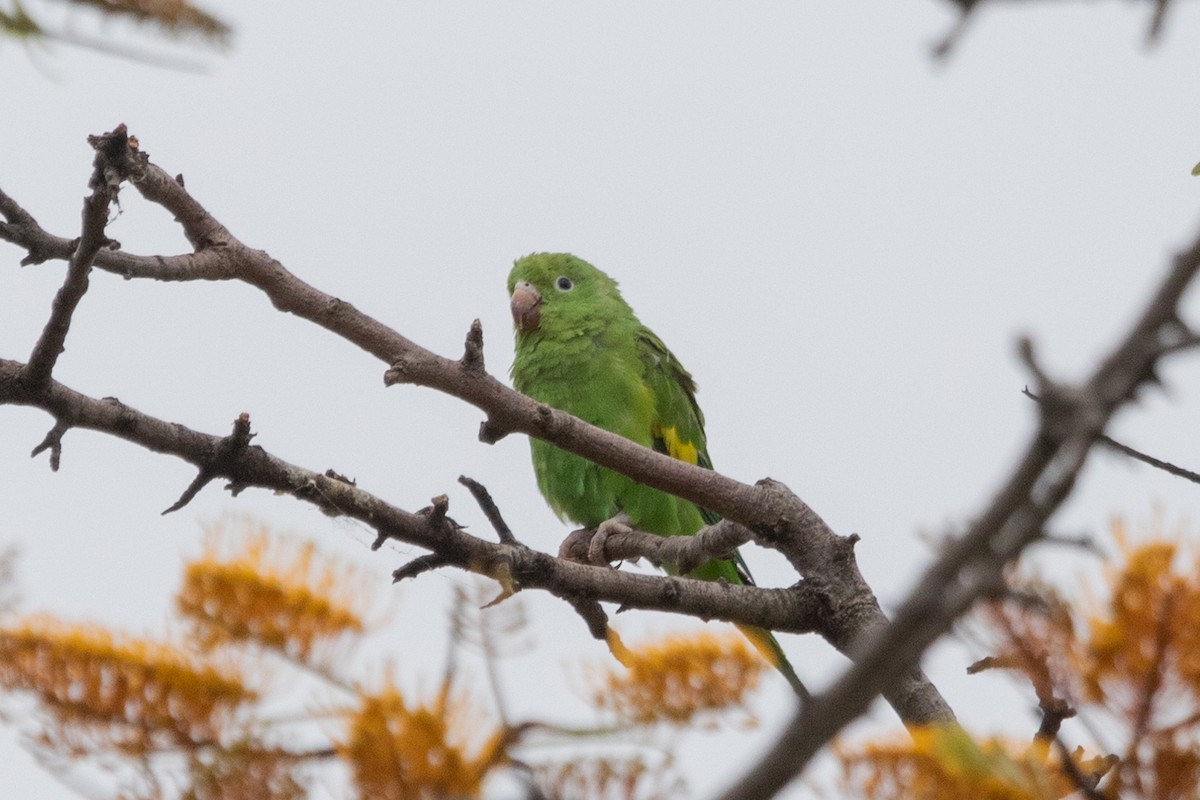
3,1,1200,797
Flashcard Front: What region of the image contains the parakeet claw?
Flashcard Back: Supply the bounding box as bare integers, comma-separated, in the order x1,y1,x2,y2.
590,512,632,567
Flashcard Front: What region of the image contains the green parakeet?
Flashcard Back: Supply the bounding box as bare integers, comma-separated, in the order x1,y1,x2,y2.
508,252,805,697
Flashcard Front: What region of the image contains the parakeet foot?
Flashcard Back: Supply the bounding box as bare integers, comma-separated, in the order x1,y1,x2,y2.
590,512,632,567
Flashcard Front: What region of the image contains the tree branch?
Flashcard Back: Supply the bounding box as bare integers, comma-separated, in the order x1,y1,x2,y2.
559,518,753,576
22,126,124,390
0,357,829,637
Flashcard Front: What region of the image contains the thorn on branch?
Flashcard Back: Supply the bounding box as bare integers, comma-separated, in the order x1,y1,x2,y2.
477,418,510,444
1040,531,1104,555
458,475,518,544
162,412,255,514
392,553,453,583
478,401,551,446
419,494,458,529
1017,341,1101,443
382,363,405,386
931,0,976,60
323,468,356,486
965,654,1004,675
461,319,486,374
1017,336,1051,390
30,419,69,471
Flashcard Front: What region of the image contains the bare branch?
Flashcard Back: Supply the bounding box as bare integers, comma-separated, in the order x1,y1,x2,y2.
559,518,752,576
0,357,829,637
22,126,125,390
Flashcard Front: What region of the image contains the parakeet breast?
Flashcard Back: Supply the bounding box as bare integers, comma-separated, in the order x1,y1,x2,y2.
512,326,651,527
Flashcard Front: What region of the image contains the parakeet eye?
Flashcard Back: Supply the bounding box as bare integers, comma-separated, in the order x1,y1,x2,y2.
555,276,574,292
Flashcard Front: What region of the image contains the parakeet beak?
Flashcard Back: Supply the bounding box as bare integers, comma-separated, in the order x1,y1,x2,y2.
510,281,542,332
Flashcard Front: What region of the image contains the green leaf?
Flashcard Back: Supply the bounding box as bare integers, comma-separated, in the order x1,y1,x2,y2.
1193,161,1200,176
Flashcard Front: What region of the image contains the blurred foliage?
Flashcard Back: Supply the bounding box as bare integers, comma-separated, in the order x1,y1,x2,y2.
1,0,228,63
590,631,764,727
0,519,773,799
839,519,1200,799
19,510,1200,798
62,0,229,42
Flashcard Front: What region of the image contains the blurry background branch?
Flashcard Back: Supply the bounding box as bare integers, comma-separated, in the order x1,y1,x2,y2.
1,0,227,69
934,0,1181,57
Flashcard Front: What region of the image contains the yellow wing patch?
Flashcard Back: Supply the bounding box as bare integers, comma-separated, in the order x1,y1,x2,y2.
652,423,699,465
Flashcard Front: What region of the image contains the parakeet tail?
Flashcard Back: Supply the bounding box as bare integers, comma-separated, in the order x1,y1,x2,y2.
739,624,809,701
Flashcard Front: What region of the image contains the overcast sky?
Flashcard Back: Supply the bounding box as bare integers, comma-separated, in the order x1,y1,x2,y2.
4,1,1200,797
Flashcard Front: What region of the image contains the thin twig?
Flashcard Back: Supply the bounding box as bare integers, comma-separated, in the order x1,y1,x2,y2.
1026,387,1200,485
23,126,124,390
30,419,69,471
391,554,453,582
459,475,517,544
1098,433,1200,484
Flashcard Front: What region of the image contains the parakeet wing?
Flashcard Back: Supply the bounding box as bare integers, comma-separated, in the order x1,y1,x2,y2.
636,327,753,585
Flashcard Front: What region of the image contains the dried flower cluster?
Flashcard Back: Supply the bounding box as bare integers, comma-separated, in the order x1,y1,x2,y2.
338,681,508,800
64,0,229,42
176,521,370,667
841,725,1106,800
840,521,1200,799
0,520,775,799
535,756,686,800
591,630,765,725
0,616,251,756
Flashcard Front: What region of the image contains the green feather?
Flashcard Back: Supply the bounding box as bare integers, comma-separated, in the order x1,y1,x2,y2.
508,253,806,698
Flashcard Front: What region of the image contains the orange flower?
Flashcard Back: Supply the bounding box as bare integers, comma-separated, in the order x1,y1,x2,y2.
590,630,764,726
338,680,508,800
839,725,1112,800
0,616,251,756
177,521,371,669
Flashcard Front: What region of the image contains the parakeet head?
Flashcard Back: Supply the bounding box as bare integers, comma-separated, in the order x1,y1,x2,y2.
508,253,633,338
